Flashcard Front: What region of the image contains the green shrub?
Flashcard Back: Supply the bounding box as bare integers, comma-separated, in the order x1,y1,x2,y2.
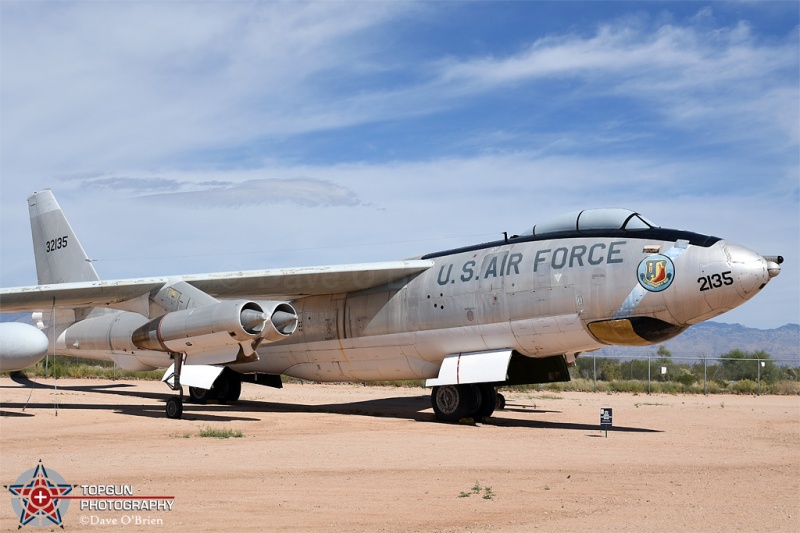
659,381,683,394
730,379,758,395
607,380,647,394
763,381,800,395
198,427,243,438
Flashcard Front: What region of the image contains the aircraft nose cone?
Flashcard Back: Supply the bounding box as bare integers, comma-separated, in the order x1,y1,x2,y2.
722,242,771,298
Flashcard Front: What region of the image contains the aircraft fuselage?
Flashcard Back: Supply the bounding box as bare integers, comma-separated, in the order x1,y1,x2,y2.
241,228,773,382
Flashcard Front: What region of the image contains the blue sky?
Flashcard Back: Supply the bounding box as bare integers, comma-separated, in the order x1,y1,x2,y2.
1,1,797,329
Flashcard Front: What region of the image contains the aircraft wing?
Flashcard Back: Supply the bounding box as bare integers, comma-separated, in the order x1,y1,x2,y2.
183,260,434,299
0,279,169,312
0,260,434,313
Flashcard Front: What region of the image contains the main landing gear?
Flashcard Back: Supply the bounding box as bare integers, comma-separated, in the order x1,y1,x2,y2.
163,360,244,419
187,368,242,405
430,384,505,423
165,352,185,419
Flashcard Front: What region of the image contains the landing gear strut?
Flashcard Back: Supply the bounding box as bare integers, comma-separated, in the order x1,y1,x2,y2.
165,352,185,419
430,384,499,422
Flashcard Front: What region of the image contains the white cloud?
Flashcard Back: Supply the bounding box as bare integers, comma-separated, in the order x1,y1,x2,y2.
0,3,796,329
431,17,798,147
1,1,411,174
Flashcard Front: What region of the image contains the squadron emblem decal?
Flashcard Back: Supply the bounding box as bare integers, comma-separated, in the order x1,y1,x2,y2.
637,254,675,292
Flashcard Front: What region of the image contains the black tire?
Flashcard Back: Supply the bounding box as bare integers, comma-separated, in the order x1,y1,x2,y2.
215,370,242,404
431,385,476,422
166,396,183,419
472,384,497,420
496,393,506,411
188,387,211,404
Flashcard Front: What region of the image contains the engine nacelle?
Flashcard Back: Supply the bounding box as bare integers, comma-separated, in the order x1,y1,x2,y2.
0,322,49,371
61,311,149,353
111,353,159,372
131,300,269,353
56,301,297,367
131,300,297,355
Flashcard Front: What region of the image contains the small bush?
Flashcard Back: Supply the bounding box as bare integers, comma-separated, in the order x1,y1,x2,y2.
198,427,243,439
659,382,683,394
765,381,800,395
730,379,758,395
607,380,647,394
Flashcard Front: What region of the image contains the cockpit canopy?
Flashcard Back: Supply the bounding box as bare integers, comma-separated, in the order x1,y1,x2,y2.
522,208,659,237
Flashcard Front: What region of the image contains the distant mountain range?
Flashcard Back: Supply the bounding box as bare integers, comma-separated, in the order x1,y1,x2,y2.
596,322,799,362
1,312,797,363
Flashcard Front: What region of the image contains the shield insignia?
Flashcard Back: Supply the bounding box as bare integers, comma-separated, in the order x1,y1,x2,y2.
637,254,675,292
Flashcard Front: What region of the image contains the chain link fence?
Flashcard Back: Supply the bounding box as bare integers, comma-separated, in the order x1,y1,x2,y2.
575,353,799,395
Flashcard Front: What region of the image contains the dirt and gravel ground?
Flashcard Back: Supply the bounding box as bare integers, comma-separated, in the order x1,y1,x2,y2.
1,376,797,532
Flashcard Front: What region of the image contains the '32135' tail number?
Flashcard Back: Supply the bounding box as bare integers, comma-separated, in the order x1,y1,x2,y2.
698,271,733,291
45,236,68,253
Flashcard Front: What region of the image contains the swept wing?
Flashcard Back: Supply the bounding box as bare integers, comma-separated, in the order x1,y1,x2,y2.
0,260,434,313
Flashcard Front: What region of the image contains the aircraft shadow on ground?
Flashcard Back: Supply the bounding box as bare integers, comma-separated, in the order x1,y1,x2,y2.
1,377,662,432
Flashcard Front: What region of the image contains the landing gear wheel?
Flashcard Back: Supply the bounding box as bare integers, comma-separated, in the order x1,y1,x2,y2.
473,384,498,421
189,387,211,404
431,385,477,423
166,396,183,419
214,370,242,404
496,393,506,411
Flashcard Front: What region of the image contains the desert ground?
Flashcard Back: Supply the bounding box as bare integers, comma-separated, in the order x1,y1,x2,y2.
1,376,797,532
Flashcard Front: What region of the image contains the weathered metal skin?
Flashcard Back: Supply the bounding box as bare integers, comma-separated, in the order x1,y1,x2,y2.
241,231,774,382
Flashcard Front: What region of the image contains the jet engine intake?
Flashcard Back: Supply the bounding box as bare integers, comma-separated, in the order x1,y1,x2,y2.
256,301,299,342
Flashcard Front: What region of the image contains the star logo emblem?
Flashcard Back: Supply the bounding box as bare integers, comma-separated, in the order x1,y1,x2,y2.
6,461,75,529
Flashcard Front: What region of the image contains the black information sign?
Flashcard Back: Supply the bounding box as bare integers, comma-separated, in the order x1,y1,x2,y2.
600,408,612,437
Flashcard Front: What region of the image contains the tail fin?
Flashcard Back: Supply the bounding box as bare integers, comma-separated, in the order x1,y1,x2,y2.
28,189,99,285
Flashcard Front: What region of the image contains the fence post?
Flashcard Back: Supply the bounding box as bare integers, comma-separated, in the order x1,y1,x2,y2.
703,357,707,396
757,357,761,396
648,355,651,394
593,354,596,393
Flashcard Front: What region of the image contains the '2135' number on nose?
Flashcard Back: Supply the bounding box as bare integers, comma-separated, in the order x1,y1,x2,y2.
697,271,733,291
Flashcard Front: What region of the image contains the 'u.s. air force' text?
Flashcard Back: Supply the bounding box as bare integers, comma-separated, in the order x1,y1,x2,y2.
437,241,626,285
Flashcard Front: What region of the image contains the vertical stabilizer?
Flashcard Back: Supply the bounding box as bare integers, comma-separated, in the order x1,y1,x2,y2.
28,189,99,285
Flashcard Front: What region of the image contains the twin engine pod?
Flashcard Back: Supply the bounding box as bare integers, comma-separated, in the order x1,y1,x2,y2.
59,300,298,368
131,300,297,353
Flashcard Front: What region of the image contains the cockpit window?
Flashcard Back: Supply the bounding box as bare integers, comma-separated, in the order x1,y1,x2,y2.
524,208,659,236
623,214,655,230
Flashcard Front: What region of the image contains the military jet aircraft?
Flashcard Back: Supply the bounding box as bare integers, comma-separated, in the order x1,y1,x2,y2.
0,190,782,421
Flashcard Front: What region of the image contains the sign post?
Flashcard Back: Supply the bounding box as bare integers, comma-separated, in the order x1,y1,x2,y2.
600,408,613,438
